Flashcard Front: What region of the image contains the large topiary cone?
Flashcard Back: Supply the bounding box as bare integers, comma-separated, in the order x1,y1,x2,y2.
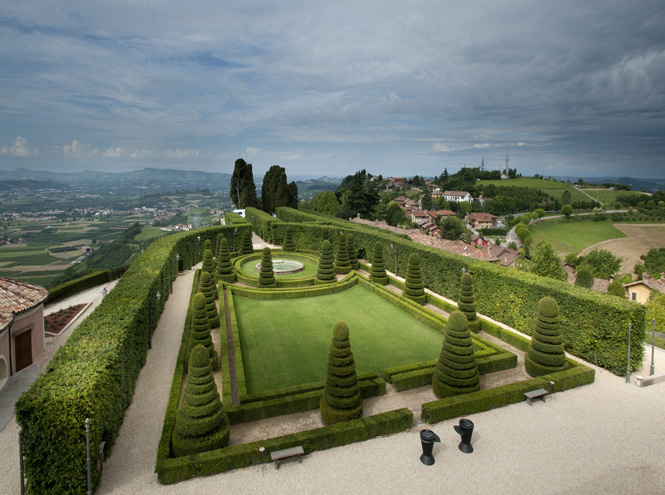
334,234,351,274
403,253,426,304
525,297,567,377
347,234,359,270
258,247,276,287
189,292,218,369
458,272,479,333
202,248,216,277
316,240,336,284
320,321,363,424
370,242,388,285
432,311,480,398
215,233,226,259
199,271,220,328
239,229,254,256
283,227,296,252
172,345,229,457
216,237,236,283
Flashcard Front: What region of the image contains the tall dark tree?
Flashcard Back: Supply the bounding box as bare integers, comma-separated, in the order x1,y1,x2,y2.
230,158,258,208
261,165,298,214
320,321,363,424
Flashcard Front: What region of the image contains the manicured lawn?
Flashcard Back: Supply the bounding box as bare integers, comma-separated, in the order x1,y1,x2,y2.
530,218,627,256
237,254,318,279
234,285,444,393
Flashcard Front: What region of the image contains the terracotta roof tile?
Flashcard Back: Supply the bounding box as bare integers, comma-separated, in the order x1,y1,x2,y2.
0,277,48,331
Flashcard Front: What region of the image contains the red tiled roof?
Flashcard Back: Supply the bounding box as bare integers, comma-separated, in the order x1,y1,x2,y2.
624,273,665,294
0,277,48,332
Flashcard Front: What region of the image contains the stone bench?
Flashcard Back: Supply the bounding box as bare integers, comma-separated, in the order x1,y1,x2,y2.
270,446,305,469
524,388,549,405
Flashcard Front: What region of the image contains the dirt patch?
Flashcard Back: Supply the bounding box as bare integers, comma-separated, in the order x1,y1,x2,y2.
579,223,665,274
44,304,87,335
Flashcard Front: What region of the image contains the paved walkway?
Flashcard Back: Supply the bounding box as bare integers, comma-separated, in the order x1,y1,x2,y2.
2,266,665,494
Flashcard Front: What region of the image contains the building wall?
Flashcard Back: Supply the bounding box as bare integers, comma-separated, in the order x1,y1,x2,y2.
627,284,651,304
10,304,45,373
0,329,9,393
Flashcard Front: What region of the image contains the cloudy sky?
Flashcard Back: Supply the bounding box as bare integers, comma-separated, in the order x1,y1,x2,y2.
0,1,663,178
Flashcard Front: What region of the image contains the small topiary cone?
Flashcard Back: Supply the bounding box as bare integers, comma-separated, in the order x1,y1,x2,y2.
370,241,388,285
347,234,359,270
432,311,480,398
458,272,479,333
283,227,296,252
202,248,216,277
320,321,363,424
216,238,235,283
316,240,336,284
189,292,217,369
199,271,220,328
239,229,254,256
171,345,229,456
403,253,426,304
258,247,277,287
334,234,351,274
525,297,567,377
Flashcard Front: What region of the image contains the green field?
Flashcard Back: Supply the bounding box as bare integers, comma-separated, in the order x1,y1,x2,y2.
530,219,627,256
478,177,590,203
134,226,171,242
234,285,444,393
582,189,649,206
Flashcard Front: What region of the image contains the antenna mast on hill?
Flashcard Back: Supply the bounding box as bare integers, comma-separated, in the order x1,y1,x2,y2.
505,149,510,176
481,157,485,171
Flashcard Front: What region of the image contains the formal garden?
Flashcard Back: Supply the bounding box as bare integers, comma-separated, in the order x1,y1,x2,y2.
15,206,645,493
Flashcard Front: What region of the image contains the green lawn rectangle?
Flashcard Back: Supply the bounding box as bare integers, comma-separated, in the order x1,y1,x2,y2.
234,285,446,394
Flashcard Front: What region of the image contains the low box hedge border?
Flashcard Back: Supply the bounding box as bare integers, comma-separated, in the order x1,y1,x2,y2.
156,408,413,485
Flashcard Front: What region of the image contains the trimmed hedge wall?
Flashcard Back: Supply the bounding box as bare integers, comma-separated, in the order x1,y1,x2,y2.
245,207,281,243
422,360,595,423
15,226,240,495
156,408,413,485
224,211,249,224
274,208,644,375
46,266,128,304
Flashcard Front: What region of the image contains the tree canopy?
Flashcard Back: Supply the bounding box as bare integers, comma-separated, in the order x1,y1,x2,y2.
229,158,258,208
261,165,298,214
530,241,567,281
579,249,622,280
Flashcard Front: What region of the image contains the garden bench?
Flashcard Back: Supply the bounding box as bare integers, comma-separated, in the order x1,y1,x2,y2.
524,388,549,405
270,446,305,469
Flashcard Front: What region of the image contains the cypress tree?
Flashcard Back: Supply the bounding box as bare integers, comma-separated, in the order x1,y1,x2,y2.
432,311,480,398
320,321,363,424
199,271,220,328
347,233,359,270
258,247,277,288
458,272,479,333
202,248,215,277
525,297,567,377
334,234,351,274
370,241,388,285
216,237,235,284
316,240,336,284
189,292,217,369
239,229,254,256
283,227,296,252
403,253,426,304
172,345,229,456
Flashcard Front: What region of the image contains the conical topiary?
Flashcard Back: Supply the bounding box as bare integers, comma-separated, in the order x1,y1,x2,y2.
202,248,216,276
347,234,359,270
215,233,225,260
432,311,480,398
334,234,351,274
316,240,336,284
216,238,235,284
189,292,217,369
199,271,220,328
204,238,213,253
283,227,296,252
239,229,254,256
403,253,426,304
320,321,363,424
171,345,229,457
370,242,388,285
458,272,479,333
258,247,276,288
320,228,330,252
525,297,567,377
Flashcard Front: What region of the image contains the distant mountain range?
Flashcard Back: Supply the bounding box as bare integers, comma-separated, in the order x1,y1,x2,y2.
555,176,665,192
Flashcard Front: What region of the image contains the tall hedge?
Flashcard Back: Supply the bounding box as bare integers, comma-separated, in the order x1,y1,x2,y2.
258,247,277,288
347,233,359,270
172,345,229,457
525,297,567,377
190,292,217,369
458,272,479,332
216,238,236,283
316,240,336,284
199,271,220,328
433,311,480,397
335,234,352,274
320,321,363,424
369,241,389,285
239,229,254,256
403,253,426,304
283,227,296,252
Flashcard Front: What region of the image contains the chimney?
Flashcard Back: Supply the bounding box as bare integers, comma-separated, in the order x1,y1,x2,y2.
609,275,614,283
643,272,650,280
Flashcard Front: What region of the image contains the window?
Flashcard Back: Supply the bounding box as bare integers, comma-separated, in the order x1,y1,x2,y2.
631,292,637,301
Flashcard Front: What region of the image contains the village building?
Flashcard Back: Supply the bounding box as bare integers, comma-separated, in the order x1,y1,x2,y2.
623,273,665,304
442,190,473,203
465,212,498,229
0,277,48,394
